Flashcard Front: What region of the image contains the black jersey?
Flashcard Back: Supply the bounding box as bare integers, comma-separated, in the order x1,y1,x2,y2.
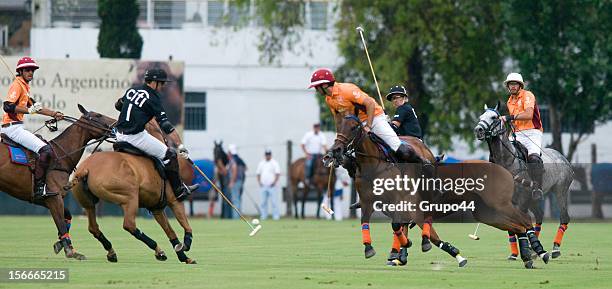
392,103,422,138
115,84,171,135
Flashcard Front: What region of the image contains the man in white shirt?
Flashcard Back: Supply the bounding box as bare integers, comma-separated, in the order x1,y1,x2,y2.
257,149,281,220
301,123,328,185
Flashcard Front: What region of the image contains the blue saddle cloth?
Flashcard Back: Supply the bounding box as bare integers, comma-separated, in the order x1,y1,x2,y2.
7,145,29,165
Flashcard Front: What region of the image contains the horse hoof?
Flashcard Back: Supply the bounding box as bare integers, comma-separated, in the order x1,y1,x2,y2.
457,255,467,267
107,253,118,263
507,254,518,261
398,247,408,265
551,244,561,259
524,260,535,269
155,251,168,261
540,252,550,264
69,252,87,261
364,245,376,259
386,259,401,266
421,238,432,252
53,241,62,254
186,259,197,264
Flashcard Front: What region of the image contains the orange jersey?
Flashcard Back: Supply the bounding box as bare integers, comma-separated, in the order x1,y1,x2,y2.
325,82,384,122
506,89,542,132
2,77,31,124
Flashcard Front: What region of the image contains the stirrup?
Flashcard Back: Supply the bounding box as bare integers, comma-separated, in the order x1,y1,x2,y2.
33,184,58,201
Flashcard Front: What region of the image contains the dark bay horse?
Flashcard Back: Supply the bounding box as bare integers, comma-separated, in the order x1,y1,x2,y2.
289,155,331,218
0,104,115,260
213,141,229,218
328,113,550,268
70,114,197,264
475,104,573,259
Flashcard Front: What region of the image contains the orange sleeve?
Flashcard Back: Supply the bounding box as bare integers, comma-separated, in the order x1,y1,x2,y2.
5,82,22,103
523,91,536,109
342,84,370,105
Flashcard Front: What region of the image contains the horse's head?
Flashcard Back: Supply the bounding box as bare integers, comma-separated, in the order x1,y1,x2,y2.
474,101,506,141
213,140,228,165
75,104,116,139
326,113,363,167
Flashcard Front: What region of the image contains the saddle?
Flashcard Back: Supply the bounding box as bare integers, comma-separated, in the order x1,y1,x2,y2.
112,142,166,179
1,133,43,171
368,133,443,164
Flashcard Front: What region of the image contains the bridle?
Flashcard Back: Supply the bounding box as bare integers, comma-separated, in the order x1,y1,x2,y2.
475,108,506,140
48,113,116,172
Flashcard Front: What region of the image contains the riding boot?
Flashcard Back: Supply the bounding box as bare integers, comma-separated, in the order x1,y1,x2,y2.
395,143,435,178
527,154,544,199
163,149,191,201
33,145,58,200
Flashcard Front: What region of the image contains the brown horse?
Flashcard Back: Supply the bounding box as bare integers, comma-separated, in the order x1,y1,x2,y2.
327,113,550,268
0,104,115,260
69,115,196,264
289,156,332,218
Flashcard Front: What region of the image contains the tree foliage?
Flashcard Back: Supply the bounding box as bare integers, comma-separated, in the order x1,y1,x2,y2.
504,0,612,161
97,0,143,59
245,0,611,159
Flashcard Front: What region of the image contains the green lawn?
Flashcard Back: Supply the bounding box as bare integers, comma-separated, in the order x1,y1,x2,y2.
0,216,610,289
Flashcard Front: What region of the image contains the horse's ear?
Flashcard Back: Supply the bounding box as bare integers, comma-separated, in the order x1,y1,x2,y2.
214,140,218,146
77,104,88,115
484,104,488,110
494,100,500,111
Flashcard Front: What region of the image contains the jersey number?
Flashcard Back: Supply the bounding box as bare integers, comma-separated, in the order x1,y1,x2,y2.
125,103,133,121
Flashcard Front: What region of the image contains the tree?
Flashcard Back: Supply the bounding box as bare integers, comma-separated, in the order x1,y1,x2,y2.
504,0,612,161
97,0,143,59
242,0,506,151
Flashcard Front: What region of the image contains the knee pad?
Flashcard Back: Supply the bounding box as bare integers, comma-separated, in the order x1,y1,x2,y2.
38,144,52,154
527,154,542,164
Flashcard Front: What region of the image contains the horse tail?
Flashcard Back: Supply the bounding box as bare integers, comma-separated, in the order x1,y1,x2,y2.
67,169,98,206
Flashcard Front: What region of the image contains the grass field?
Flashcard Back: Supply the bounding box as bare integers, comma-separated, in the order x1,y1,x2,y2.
0,216,611,289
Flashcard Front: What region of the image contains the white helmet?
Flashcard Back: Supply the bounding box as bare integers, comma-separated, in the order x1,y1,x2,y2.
504,72,524,88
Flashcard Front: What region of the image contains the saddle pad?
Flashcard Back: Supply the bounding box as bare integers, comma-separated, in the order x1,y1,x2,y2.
7,145,29,165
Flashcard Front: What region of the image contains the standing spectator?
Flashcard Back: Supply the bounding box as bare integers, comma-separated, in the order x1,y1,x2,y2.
301,123,328,186
257,149,281,220
227,144,245,219
322,167,351,221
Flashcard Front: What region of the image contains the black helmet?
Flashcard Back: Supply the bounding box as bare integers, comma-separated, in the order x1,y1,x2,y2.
144,69,172,82
385,85,408,101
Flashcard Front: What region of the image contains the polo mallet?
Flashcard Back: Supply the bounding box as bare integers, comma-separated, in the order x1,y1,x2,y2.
468,223,481,240
356,26,385,110
321,166,335,215
187,158,262,236
0,54,16,79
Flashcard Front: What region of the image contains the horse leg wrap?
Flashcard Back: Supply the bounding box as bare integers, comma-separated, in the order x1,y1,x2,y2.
131,229,157,251
554,224,568,246
508,233,519,256
439,242,460,258
534,223,542,238
183,232,193,252
170,238,188,262
421,221,431,238
361,223,372,245
94,233,113,251
64,208,73,233
517,233,531,262
526,230,545,255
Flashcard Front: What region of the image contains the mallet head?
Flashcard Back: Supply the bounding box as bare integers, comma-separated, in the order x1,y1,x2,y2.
356,26,364,32
468,234,480,240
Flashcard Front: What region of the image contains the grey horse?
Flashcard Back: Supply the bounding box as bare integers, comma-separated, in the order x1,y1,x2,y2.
474,102,574,259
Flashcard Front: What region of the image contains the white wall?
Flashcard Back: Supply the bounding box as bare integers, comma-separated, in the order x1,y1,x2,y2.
30,26,340,216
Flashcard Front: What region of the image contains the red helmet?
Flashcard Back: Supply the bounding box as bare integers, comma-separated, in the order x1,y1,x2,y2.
308,68,335,88
16,57,39,73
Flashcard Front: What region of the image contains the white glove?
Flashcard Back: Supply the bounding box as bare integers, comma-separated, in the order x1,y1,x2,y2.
28,102,42,114
177,144,189,159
